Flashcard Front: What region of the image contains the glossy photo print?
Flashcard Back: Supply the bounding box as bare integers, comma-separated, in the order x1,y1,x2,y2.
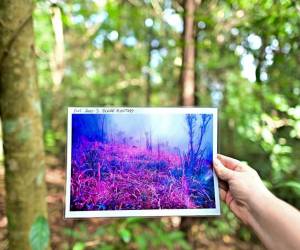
65,108,220,218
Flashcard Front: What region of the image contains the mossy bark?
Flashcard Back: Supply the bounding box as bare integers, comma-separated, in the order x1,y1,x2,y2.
0,1,49,250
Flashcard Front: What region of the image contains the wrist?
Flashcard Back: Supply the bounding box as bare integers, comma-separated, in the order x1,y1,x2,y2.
247,187,275,223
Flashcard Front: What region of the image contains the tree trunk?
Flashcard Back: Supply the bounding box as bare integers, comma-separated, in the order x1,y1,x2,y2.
179,0,201,239
146,30,153,106
179,0,199,106
0,1,49,250
50,4,65,89
194,19,200,106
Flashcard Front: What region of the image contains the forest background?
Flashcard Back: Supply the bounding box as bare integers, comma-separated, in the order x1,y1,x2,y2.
0,0,299,249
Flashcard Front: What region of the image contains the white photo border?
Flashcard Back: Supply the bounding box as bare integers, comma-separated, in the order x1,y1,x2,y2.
65,107,220,218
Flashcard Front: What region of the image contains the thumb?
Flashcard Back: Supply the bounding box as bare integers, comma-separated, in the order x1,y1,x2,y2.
213,158,234,181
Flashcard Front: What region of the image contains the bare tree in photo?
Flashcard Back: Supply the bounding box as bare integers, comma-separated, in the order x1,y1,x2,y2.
185,114,211,176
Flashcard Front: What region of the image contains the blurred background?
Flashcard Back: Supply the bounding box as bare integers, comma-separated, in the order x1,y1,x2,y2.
0,0,299,249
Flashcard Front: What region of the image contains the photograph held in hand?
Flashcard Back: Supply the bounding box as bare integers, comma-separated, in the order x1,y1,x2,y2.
65,107,220,218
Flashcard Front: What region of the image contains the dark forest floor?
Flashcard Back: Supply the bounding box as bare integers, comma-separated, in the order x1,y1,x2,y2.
0,155,263,250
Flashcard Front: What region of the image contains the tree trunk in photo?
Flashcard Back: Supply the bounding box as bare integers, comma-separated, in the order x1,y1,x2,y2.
0,1,49,250
179,0,200,106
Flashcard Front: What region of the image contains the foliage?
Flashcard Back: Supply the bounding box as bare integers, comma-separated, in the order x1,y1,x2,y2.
204,205,239,238
63,218,191,250
29,216,50,250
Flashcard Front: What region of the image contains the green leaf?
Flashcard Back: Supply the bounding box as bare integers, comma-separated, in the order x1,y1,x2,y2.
168,231,184,240
261,127,274,145
73,242,85,250
95,227,106,236
177,240,192,250
98,245,115,250
135,234,148,250
119,228,131,243
277,181,300,196
29,216,50,250
125,217,145,224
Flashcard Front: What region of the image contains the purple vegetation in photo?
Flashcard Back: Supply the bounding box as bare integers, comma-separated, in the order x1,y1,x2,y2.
70,113,215,211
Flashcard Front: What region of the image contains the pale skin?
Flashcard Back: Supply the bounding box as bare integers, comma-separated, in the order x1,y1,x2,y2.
214,154,300,250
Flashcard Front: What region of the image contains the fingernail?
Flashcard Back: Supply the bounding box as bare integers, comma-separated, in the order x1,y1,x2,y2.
214,158,221,167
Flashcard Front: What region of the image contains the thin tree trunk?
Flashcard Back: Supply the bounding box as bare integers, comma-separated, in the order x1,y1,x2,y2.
146,31,153,106
0,1,49,250
194,19,200,105
179,0,201,239
123,88,129,106
179,0,200,106
50,4,65,89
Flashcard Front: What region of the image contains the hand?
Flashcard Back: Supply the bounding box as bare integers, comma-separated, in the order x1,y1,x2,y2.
214,154,300,250
213,154,271,225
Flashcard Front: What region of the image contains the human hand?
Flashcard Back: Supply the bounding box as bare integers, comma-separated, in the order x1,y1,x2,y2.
213,154,271,225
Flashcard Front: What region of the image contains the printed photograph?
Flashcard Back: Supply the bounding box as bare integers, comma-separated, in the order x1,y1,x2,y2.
70,112,216,211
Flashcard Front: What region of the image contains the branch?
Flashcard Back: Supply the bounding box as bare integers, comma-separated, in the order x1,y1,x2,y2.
195,115,211,157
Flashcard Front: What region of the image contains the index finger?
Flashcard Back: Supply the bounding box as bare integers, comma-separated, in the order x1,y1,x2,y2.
217,154,241,171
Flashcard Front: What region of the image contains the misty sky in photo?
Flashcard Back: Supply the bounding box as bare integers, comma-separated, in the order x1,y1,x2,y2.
72,113,213,159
